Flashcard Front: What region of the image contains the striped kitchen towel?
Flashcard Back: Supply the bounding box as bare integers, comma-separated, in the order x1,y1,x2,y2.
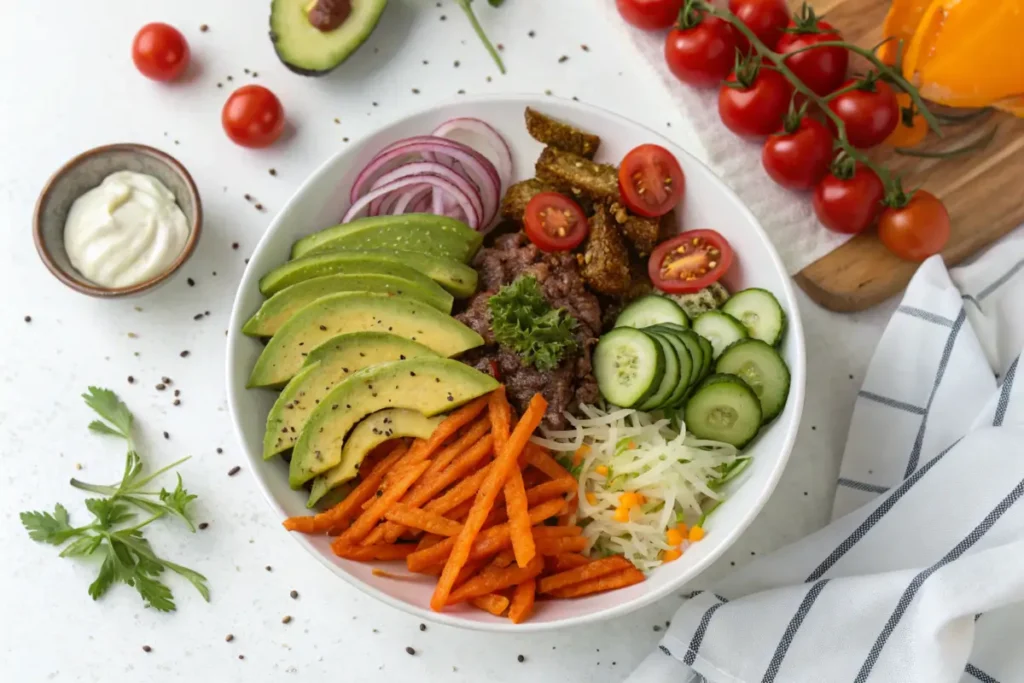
628,233,1024,683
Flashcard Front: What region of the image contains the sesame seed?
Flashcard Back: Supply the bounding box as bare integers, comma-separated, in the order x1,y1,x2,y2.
282,615,292,624
198,522,208,530
228,466,241,476
142,645,152,653
406,647,416,655
290,590,299,599
225,634,234,642
517,654,525,663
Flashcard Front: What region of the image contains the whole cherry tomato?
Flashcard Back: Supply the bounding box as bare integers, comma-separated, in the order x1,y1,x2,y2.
878,190,950,261
729,0,790,52
828,79,900,149
618,144,686,217
883,93,929,148
813,162,885,234
718,61,793,137
617,0,684,29
222,85,285,148
776,10,848,96
523,192,589,252
664,12,737,87
762,117,833,190
132,23,190,81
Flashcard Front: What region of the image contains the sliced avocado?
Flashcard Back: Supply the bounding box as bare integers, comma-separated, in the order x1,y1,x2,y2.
263,332,438,459
242,273,454,337
295,357,498,496
247,293,483,387
291,214,482,263
259,250,478,298
270,0,388,77
339,407,442,472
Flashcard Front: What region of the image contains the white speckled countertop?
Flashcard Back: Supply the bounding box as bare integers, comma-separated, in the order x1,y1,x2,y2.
0,1,896,680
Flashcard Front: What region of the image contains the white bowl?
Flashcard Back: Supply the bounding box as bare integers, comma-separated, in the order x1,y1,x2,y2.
226,94,806,632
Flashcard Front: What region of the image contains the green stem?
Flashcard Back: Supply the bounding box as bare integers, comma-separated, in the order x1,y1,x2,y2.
822,80,863,102
126,456,191,492
455,0,506,75
69,480,119,496
896,125,999,159
933,107,993,125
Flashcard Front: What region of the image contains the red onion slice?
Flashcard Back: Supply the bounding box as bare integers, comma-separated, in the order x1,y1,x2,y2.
343,175,480,228
392,186,432,215
367,161,483,227
430,118,513,190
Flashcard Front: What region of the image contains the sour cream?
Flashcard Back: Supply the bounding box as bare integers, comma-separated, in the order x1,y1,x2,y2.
64,171,190,288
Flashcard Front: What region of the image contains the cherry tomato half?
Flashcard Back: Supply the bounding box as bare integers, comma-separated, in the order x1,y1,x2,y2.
616,0,684,29
812,163,884,235
618,144,686,218
828,79,899,149
523,192,589,252
648,230,734,294
718,67,792,137
776,19,848,96
132,23,190,81
762,117,833,190
664,13,737,88
222,85,285,148
878,190,950,261
729,0,790,53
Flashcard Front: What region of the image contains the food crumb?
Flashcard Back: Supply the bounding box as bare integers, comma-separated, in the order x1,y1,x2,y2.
517,654,525,663
528,30,535,37
334,118,340,124
581,44,590,51
544,89,552,96
198,522,208,530
290,590,299,599
453,60,460,68
422,59,429,65
228,466,241,476
282,615,292,624
173,399,181,406
558,55,569,63
226,634,234,642
193,313,204,321
572,95,580,101
268,169,276,176
127,332,138,338
405,647,416,656
187,277,195,286
163,431,170,440
180,350,190,358
232,242,239,250
75,463,82,470
653,625,662,632
142,645,152,653
23,315,31,323
244,193,252,201
343,137,350,143
419,623,426,632
497,43,504,51
238,654,245,660
411,88,420,94
217,447,224,454
227,75,233,81
252,72,259,78
128,376,135,384
440,14,446,20
457,89,465,95
255,204,264,211
265,565,273,572
200,24,209,32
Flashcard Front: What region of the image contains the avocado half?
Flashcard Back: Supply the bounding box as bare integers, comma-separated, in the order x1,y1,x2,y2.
270,0,388,76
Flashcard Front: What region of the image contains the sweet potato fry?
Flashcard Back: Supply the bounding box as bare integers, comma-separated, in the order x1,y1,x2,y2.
334,543,417,562
538,555,633,594
282,443,407,535
524,444,573,481
508,579,536,624
522,468,547,488
333,461,430,550
491,549,516,569
417,533,444,551
535,535,589,555
471,593,510,616
428,464,493,515
557,494,578,526
551,553,591,572
525,478,578,506
547,566,645,598
489,388,512,452
416,417,491,491
531,525,582,538
505,467,536,568
384,504,463,537
448,555,544,605
443,499,475,522
431,392,547,612
424,394,490,454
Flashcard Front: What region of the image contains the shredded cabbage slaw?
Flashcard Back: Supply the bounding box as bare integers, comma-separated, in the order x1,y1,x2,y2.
532,405,750,572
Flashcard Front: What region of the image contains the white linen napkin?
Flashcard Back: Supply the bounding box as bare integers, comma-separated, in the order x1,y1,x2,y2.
626,233,1024,683
597,3,852,274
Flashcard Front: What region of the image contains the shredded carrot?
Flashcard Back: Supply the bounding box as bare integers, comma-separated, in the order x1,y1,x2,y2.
431,392,547,612
471,593,510,616
547,566,645,598
383,504,463,537
332,461,430,550
538,555,632,594
508,579,536,624
448,555,544,605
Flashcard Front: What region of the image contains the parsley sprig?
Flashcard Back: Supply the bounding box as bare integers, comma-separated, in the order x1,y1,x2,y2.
20,387,209,612
488,276,579,372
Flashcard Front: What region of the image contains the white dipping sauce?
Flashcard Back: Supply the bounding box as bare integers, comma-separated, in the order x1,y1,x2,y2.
64,171,190,288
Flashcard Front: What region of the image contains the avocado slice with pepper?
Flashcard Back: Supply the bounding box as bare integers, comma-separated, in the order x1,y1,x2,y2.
270,0,388,76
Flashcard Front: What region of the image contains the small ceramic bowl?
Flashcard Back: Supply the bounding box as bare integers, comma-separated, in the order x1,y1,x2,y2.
34,143,202,297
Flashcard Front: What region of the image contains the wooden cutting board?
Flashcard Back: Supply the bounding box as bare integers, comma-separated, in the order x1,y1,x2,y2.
791,0,1024,312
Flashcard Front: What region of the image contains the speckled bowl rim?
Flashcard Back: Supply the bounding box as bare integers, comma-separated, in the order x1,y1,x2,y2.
33,143,203,297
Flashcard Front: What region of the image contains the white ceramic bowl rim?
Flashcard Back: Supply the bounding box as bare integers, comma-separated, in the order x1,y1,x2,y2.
226,93,806,632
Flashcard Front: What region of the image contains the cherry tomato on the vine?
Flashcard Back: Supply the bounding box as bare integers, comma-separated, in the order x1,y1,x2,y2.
878,190,950,261
523,192,589,252
762,117,833,190
883,93,928,148
222,85,285,148
664,13,737,87
828,79,899,149
813,162,884,234
718,63,793,137
617,0,684,29
776,16,848,96
728,0,790,53
618,144,686,217
132,23,190,81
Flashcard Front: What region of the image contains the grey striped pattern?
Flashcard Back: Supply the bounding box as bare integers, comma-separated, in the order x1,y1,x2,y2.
853,476,1024,682
760,579,831,683
857,391,926,415
965,663,1000,683
838,478,890,495
993,356,1019,427
897,305,955,327
977,258,1024,302
683,596,728,666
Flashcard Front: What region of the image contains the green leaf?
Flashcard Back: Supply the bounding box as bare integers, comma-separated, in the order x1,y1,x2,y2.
488,276,578,372
82,387,133,438
88,547,118,600
158,475,198,531
119,450,144,490
163,561,211,602
88,420,123,437
21,504,79,544
59,534,103,558
488,0,505,6
132,572,176,612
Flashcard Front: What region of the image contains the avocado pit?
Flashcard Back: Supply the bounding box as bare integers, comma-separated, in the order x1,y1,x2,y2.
306,0,351,32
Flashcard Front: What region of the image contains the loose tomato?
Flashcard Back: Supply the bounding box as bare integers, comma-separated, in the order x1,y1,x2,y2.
649,230,733,294
878,190,950,261
884,93,929,148
524,193,589,252
812,162,885,234
729,0,790,52
617,0,684,29
828,79,899,149
776,14,848,96
132,23,190,81
718,63,793,137
664,13,737,87
222,86,285,148
762,117,833,190
618,144,686,218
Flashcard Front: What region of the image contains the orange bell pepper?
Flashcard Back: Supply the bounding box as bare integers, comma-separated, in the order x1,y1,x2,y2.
884,93,929,148
877,0,932,66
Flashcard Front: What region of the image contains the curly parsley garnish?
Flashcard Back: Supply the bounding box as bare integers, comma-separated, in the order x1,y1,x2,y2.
20,387,208,612
488,276,578,372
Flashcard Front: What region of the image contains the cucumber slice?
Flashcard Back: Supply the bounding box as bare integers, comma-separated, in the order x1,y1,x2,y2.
646,325,701,393
642,329,693,409
594,328,665,408
637,332,681,411
696,335,714,378
684,374,763,448
722,288,786,346
693,311,749,359
615,295,689,330
715,339,791,423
